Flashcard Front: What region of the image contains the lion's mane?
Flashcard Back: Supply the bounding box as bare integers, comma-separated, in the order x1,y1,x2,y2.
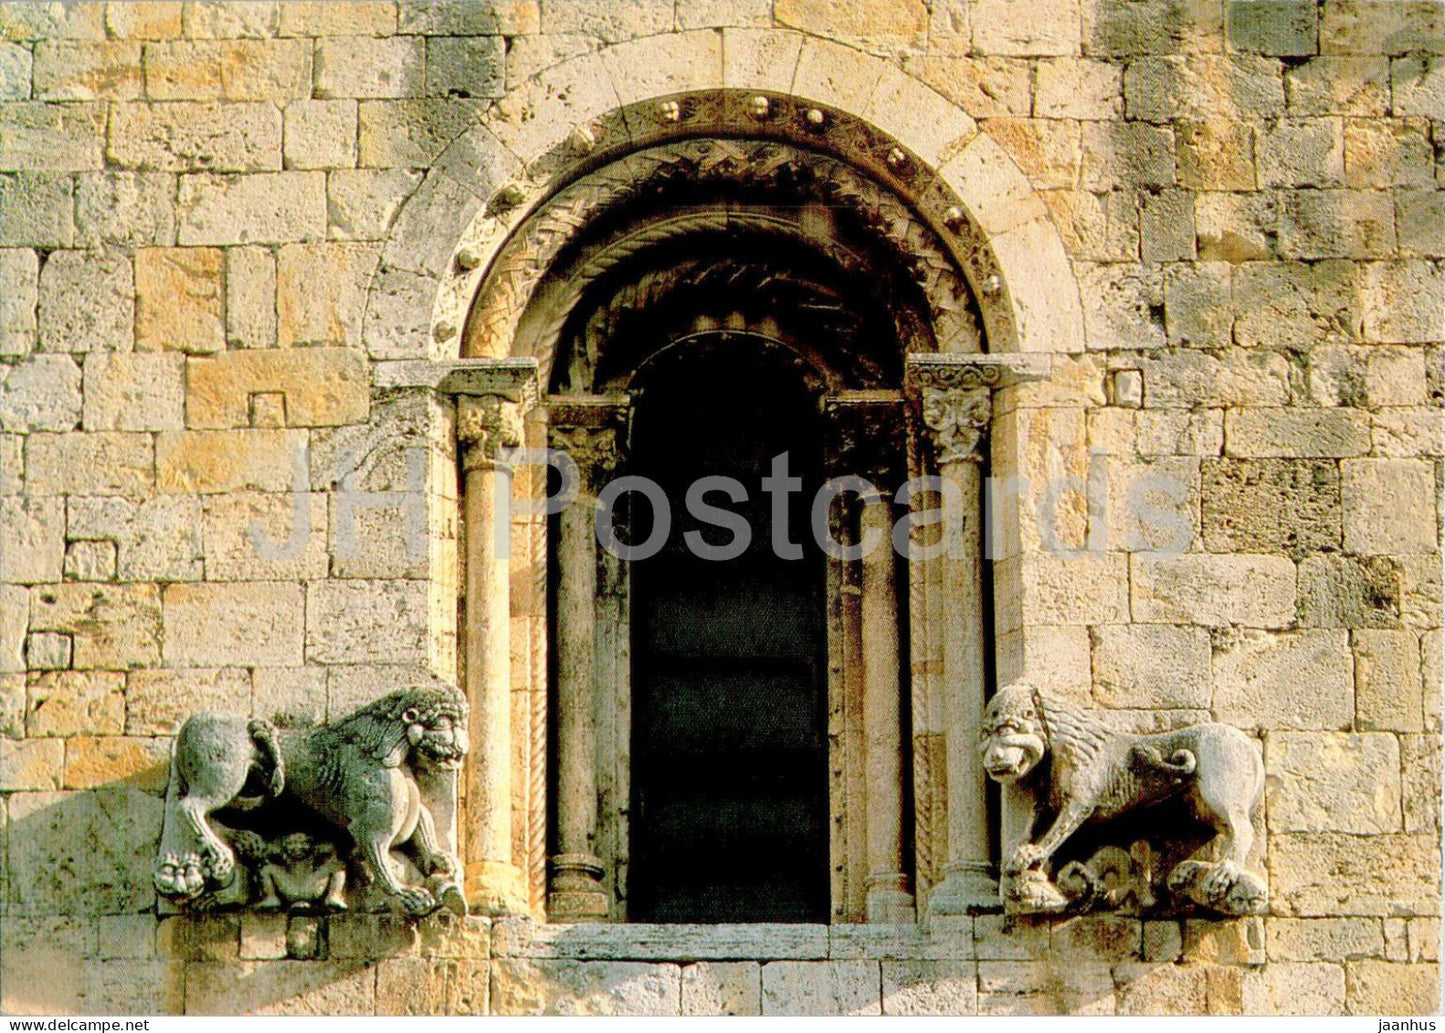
311,684,468,766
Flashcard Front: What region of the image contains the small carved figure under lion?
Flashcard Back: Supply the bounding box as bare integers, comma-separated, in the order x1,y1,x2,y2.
153,685,470,918
979,683,1268,917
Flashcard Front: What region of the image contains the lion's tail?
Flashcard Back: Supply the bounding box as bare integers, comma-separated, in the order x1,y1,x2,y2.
1132,744,1198,778
248,719,285,797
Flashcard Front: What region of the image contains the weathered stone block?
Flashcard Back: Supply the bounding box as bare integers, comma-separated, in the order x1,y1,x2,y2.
316,35,425,98
1345,118,1435,189
1201,458,1341,556
0,432,22,493
75,171,176,247
1131,554,1295,628
1232,260,1360,348
1286,56,1389,115
134,246,225,353
305,578,429,664
1299,554,1401,628
1392,55,1445,117
37,250,133,354
62,735,169,790
156,428,309,493
219,39,313,101
881,961,976,1015
326,168,422,241
163,582,305,667
1006,553,1130,626
1114,962,1208,1015
82,352,185,431
0,101,106,171
282,2,398,36
977,960,1115,1015
1353,629,1424,731
1228,0,1318,55
1271,832,1440,917
1040,188,1140,262
0,497,63,582
491,960,681,1016
1092,624,1211,708
1034,58,1122,119
1078,263,1165,350
1080,121,1175,190
107,2,185,39
25,630,70,670
1266,731,1401,833
0,737,64,790
0,39,32,99
1279,189,1396,258
903,54,1031,118
1396,190,1445,256
1141,350,1291,408
283,100,357,170
1141,189,1196,263
27,584,163,670
1321,0,1445,55
177,171,326,245
203,491,329,581
761,961,880,1016
1051,916,1143,962
275,243,380,348
1177,122,1256,191
1345,961,1440,1015
1257,118,1344,187
0,355,81,433
0,247,38,356
1361,260,1445,343
68,495,203,581
1196,191,1278,262
252,665,326,726
224,245,275,347
1213,629,1354,730
1400,733,1440,835
425,35,505,98
681,961,761,1015
1267,917,1386,961
108,102,281,173
184,960,377,1016
187,348,370,428
357,98,488,168
1342,458,1437,555
33,39,141,99
0,173,74,247
1125,55,1285,121
181,2,281,40
1224,408,1371,458
1248,962,1346,1014
25,431,153,496
125,666,251,735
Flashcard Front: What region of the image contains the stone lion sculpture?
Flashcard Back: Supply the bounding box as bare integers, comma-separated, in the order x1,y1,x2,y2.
979,683,1267,916
153,684,469,917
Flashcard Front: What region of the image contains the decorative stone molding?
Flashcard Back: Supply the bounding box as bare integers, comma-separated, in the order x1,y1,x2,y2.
981,683,1269,917
905,353,1050,464
152,685,470,917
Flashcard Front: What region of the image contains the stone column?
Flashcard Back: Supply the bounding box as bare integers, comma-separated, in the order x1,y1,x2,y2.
547,398,629,921
905,353,1048,916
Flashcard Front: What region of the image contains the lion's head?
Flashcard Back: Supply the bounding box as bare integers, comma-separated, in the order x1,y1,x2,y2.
336,684,470,769
979,684,1049,783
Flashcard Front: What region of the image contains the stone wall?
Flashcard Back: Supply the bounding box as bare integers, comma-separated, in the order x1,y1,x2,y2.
0,0,1440,1016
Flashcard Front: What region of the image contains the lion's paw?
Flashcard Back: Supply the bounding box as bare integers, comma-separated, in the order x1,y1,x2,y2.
155,852,207,900
397,886,437,916
204,846,236,885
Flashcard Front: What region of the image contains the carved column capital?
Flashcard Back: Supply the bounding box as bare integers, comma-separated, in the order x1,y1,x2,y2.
918,385,992,466
904,354,1051,468
458,395,527,471
392,357,542,473
823,392,906,489
547,397,631,489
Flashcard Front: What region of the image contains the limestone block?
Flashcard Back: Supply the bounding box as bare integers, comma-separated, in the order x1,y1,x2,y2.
1101,455,1200,554
761,961,879,1016
1257,118,1345,187
1201,458,1341,556
33,39,141,99
1232,259,1359,348
0,40,32,99
282,2,398,36
1354,629,1424,731
7,786,163,913
1177,121,1256,191
404,0,539,34
1224,407,1371,458
184,960,377,1016
1322,0,1445,56
491,960,681,1016
881,961,976,1015
1080,122,1175,190
252,665,326,726
1265,731,1401,833
68,495,203,581
416,913,491,960
0,173,75,247
177,171,326,245
902,54,1032,118
156,428,309,493
1398,555,1442,630
0,737,64,790
26,431,153,496
0,247,38,356
1,583,26,671
1130,554,1295,628
1299,554,1401,628
1051,916,1143,962
425,35,505,98
1307,345,1430,408
182,2,281,39
1409,919,1440,962
1400,734,1440,835
134,246,225,353
26,630,71,670
358,98,488,168
1345,118,1435,189
283,100,358,170
977,960,1115,1015
327,912,418,958
376,957,490,1015
29,582,162,668
1040,188,1139,262
0,670,21,734
1273,832,1440,916
125,666,251,735
1035,58,1122,119
542,0,672,40
1114,962,1209,1014
0,496,64,582
37,249,133,354
1422,631,1440,732
681,962,761,1016
674,0,774,29
275,244,379,348
1286,56,1389,115
1249,962,1347,1015
0,101,106,171
163,581,305,667
984,119,1080,193
219,39,313,101
107,2,185,39
1342,458,1437,555
239,914,288,961
1267,917,1386,961
1361,260,1445,344
25,670,124,735
108,102,281,173
1081,0,1224,56
1143,349,1290,409
305,578,429,664
64,539,116,580
1279,189,1396,259
187,348,370,428
316,35,425,98
500,921,830,960
143,40,225,100
99,914,158,960
360,267,433,359
1397,190,1445,257
225,245,275,347
1345,961,1441,1015
203,491,329,581
1392,55,1445,117
1124,55,1285,122
82,352,185,431
1141,189,1196,263
0,433,22,493
1213,629,1354,730
1228,0,1318,55
1092,624,1211,708
1005,552,1130,626
326,168,422,241
63,735,169,790
1196,191,1278,261
75,171,176,247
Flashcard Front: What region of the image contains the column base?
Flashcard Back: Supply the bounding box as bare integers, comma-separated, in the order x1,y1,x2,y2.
865,872,916,924
465,859,529,916
928,861,1000,915
547,853,610,921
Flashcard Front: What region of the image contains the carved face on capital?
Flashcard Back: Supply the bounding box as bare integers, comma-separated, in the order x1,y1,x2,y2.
979,685,1048,783
404,702,469,769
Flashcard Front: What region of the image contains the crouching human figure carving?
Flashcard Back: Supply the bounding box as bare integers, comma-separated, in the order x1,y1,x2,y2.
153,684,469,918
980,683,1267,916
